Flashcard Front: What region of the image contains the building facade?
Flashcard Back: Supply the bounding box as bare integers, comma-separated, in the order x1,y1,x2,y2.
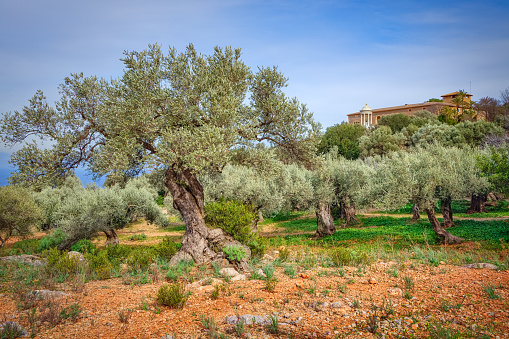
347,92,473,127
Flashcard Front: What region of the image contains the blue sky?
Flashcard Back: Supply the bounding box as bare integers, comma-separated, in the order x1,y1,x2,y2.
1,0,509,185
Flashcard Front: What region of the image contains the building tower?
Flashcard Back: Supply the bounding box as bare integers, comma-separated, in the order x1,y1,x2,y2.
360,104,373,127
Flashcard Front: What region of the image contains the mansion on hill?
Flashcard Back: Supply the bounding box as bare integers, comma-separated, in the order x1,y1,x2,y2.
347,92,473,127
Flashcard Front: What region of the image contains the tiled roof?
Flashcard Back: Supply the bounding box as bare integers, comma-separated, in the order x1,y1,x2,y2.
347,102,447,116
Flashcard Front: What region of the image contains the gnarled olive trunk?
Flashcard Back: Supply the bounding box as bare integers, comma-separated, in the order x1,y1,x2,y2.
424,206,463,244
165,168,250,267
104,229,119,247
412,203,420,220
440,199,455,228
341,203,358,228
467,193,488,214
315,203,335,237
251,207,263,233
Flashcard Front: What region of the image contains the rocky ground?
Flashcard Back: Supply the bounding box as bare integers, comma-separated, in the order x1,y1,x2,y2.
1,251,508,339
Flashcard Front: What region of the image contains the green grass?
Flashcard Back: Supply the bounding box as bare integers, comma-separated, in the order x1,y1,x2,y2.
380,200,509,217
268,215,509,250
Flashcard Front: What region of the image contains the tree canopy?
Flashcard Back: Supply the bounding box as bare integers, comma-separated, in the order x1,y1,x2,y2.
317,122,366,159
0,44,320,264
0,186,41,247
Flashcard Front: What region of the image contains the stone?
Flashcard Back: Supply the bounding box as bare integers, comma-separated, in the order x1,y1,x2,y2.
0,321,28,337
239,315,255,325
0,254,45,267
219,267,239,277
33,290,68,300
196,285,215,293
68,251,86,263
330,301,343,308
231,274,247,281
388,287,403,297
368,277,377,284
462,263,498,270
253,315,270,325
254,268,266,278
161,335,175,339
226,316,238,325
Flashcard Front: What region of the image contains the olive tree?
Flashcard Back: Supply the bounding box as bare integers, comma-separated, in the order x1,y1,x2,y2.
55,183,168,249
470,144,509,213
329,155,374,227
312,153,374,237
33,175,167,249
373,146,487,244
0,44,320,264
201,163,285,229
359,126,406,158
317,122,366,159
0,186,41,247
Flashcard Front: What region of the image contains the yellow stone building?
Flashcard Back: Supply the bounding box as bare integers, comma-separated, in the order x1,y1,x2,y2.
347,92,473,127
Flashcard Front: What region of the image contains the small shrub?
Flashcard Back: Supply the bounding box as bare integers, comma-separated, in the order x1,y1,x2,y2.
157,282,189,308
154,237,180,260
129,233,147,241
105,245,132,264
248,237,268,258
266,315,279,334
39,299,62,327
204,199,256,245
212,262,221,278
223,244,247,262
483,283,501,299
59,302,81,321
302,251,317,270
284,265,296,278
278,247,290,262
126,247,155,272
11,285,40,310
352,299,360,309
402,276,415,290
200,315,217,330
38,229,67,252
0,321,27,338
235,318,246,336
85,251,112,280
118,308,133,323
329,247,370,267
262,264,275,279
70,239,95,254
388,267,399,278
427,321,461,339
265,277,277,292
43,247,79,277
10,238,39,255
166,259,194,282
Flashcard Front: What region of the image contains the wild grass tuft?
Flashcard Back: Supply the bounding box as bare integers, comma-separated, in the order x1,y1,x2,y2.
157,282,189,308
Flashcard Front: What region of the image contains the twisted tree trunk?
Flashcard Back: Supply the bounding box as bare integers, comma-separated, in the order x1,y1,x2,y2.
165,168,250,267
412,203,420,220
440,199,455,228
467,193,488,214
424,206,463,244
315,203,335,237
104,229,119,247
341,203,358,228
